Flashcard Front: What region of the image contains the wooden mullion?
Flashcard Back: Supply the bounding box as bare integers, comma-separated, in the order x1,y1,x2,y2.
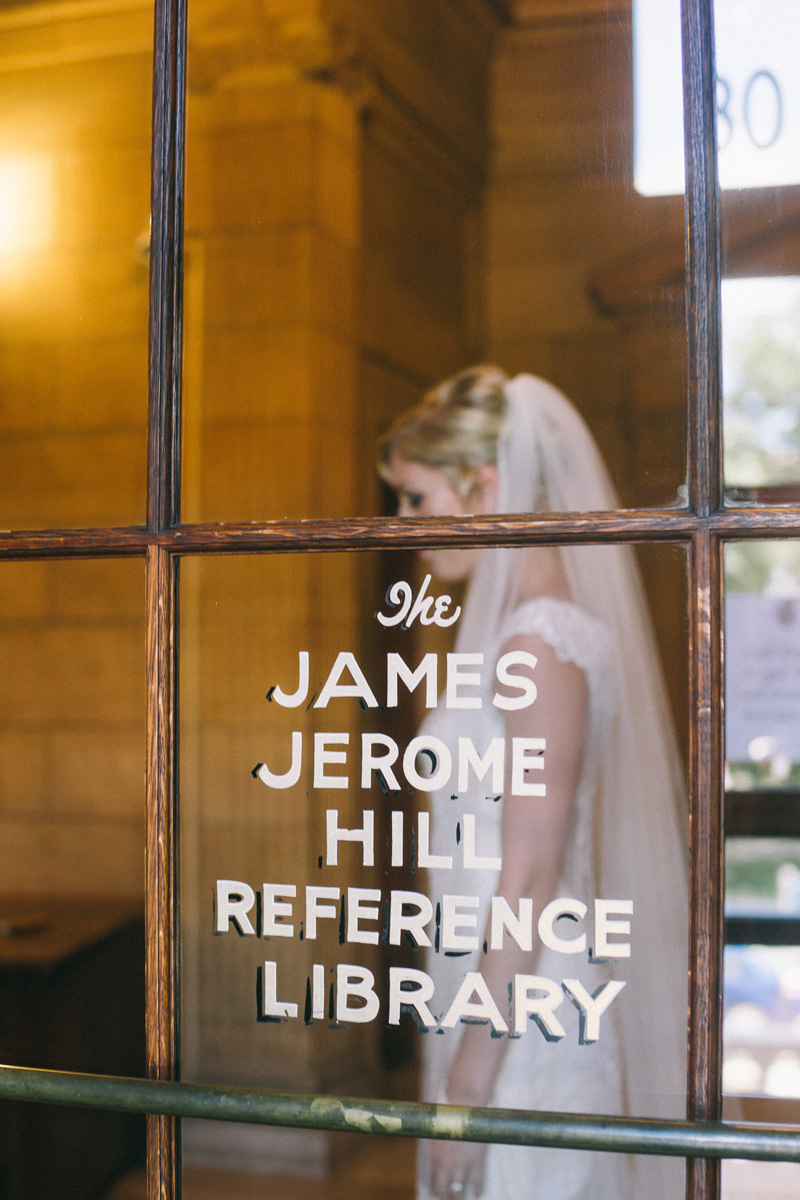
686,528,725,1200
682,0,723,519
147,0,185,532
152,510,800,550
145,0,186,1182
682,1,724,1198
5,508,800,563
145,545,180,1200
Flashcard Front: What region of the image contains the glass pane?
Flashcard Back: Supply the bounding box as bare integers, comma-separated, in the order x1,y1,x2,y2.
180,543,688,1194
723,278,800,499
0,2,152,529
723,945,800,1099
0,560,146,1194
723,541,800,1122
111,1143,683,1200
182,2,687,522
715,0,800,503
726,839,800,919
725,542,800,791
723,1160,800,1200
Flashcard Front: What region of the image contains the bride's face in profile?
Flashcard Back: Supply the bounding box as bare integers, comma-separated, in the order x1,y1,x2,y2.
388,451,498,582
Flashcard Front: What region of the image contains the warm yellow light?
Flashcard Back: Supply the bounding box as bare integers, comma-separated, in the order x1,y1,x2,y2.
0,157,54,258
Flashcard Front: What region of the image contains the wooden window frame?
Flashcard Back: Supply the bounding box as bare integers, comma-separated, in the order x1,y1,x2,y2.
3,1,800,1197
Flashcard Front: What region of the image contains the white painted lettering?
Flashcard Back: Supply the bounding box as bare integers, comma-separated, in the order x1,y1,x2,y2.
314,652,379,709
441,894,480,952
305,886,340,939
513,975,566,1038
538,898,588,955
389,890,433,948
262,884,295,938
336,964,380,1023
347,887,381,945
216,879,256,936
386,653,438,708
271,652,309,707
262,961,297,1019
458,737,504,793
563,979,626,1042
446,653,484,709
594,900,633,958
255,731,303,789
511,737,546,796
441,972,508,1032
326,809,374,867
388,967,436,1028
314,732,349,789
493,650,538,710
490,896,533,951
361,733,400,790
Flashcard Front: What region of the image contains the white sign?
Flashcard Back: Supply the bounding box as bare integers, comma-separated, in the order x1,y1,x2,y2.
634,0,800,196
726,593,800,761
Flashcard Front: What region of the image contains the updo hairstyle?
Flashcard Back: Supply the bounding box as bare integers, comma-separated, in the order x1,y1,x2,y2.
379,365,508,498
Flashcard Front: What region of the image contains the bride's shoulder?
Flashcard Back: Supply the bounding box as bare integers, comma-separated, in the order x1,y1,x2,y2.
497,596,614,678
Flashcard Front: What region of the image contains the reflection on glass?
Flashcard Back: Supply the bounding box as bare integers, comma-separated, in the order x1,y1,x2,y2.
0,560,146,1192
723,541,800,1119
636,0,800,196
183,1,686,520
724,945,800,1098
726,839,800,919
0,3,152,529
180,544,687,1194
722,1159,800,1200
383,375,686,1198
0,157,55,260
181,1136,416,1200
722,277,800,495
0,560,145,896
725,541,800,789
715,0,800,508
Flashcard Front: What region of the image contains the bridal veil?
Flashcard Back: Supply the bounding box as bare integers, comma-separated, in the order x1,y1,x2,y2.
453,373,688,1194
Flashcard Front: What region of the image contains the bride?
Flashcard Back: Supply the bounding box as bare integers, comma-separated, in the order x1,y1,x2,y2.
379,366,688,1200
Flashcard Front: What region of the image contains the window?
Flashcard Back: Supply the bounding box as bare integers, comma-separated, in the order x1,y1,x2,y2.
1,3,799,1200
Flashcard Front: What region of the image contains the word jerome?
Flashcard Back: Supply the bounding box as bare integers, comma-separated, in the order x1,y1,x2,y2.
257,961,626,1042
217,880,633,957
254,734,546,797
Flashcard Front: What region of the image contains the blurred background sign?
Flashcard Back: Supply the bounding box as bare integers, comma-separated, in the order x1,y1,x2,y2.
726,593,800,766
634,0,800,195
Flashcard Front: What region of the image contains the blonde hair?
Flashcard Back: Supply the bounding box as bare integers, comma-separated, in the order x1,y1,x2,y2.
379,365,508,497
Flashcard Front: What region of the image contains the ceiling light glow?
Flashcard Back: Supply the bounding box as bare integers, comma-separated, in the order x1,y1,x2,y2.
0,156,55,258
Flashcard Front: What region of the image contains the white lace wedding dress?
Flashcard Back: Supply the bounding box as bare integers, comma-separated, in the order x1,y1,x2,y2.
418,596,631,1200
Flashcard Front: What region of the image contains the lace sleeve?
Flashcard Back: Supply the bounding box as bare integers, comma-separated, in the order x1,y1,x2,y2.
497,596,621,898
497,596,619,712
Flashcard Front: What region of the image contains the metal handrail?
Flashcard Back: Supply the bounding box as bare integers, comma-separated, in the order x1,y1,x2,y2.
1,1065,799,1161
